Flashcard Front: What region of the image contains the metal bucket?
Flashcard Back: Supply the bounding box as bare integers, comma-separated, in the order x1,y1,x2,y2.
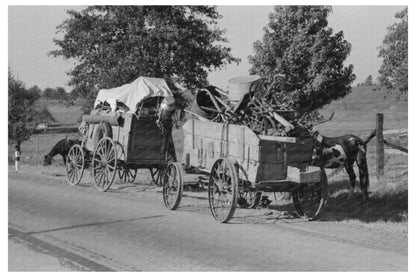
190,86,222,120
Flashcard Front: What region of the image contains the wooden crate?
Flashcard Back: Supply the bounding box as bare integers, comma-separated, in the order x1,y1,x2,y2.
286,166,321,183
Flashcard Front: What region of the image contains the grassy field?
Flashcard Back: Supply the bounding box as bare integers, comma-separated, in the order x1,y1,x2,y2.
9,86,408,233
36,98,84,125
316,86,407,136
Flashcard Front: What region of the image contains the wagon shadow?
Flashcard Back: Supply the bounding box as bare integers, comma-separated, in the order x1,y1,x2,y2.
258,178,408,223
76,183,92,188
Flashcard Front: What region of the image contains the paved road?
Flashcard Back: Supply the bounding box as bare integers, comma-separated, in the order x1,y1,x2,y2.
9,171,407,271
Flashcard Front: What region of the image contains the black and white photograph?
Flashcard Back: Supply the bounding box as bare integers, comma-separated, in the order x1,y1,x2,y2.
6,1,410,272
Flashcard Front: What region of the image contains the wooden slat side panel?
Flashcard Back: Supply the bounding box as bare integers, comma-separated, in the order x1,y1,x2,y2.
181,143,260,183
181,133,260,183
182,120,261,146
182,134,260,162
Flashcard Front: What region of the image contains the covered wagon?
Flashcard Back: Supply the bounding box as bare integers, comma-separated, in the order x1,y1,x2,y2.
66,77,177,191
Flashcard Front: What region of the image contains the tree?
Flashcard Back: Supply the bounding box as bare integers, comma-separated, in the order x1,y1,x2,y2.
55,87,67,100
42,87,55,99
28,85,42,99
249,6,355,115
50,6,239,112
8,70,39,150
363,75,373,86
378,7,407,94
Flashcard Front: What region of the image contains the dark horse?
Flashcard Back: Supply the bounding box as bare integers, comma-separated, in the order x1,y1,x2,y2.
312,129,376,200
43,138,81,166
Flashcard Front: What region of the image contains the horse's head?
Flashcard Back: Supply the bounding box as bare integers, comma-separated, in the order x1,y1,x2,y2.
43,155,53,166
311,130,328,166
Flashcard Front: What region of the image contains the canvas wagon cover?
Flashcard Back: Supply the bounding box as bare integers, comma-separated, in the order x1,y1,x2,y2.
94,77,173,111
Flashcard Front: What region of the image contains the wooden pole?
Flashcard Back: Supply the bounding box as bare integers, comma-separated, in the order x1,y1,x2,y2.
376,113,384,178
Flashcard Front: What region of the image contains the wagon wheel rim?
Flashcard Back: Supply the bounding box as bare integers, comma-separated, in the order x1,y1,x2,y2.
293,168,328,220
162,162,183,210
66,144,85,186
208,159,238,223
92,137,117,192
293,184,320,218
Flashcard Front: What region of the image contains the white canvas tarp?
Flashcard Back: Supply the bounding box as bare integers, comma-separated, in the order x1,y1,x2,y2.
94,77,173,112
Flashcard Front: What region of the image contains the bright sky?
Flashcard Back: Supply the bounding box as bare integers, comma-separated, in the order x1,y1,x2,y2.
8,5,406,91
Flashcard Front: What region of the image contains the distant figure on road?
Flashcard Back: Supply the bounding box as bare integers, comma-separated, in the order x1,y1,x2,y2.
43,138,81,166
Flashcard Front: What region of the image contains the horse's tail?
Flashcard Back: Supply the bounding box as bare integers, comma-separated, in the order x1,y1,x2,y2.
363,129,376,145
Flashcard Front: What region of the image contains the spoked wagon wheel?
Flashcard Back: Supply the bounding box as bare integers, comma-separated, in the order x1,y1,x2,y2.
208,158,238,223
66,144,85,186
150,167,164,186
293,168,328,220
115,142,137,184
92,137,117,192
118,167,137,184
162,162,184,210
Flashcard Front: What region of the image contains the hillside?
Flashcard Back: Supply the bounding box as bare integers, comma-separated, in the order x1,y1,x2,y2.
316,86,407,137
36,98,85,126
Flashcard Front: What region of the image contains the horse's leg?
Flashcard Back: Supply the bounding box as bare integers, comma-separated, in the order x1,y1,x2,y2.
62,154,67,165
344,160,357,196
356,149,370,200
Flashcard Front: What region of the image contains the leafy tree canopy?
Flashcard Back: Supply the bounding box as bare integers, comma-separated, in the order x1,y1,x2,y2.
50,5,239,111
378,7,407,94
249,6,355,115
8,70,40,147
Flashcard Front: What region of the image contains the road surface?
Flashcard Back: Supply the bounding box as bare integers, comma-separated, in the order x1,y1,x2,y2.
9,169,407,271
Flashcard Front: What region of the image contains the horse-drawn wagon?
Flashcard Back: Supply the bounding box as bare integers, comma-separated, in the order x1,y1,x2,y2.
162,119,327,223
160,75,328,222
66,75,328,223
65,77,176,191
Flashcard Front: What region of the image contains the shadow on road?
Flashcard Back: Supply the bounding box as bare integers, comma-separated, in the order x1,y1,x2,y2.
256,178,407,224
17,215,165,236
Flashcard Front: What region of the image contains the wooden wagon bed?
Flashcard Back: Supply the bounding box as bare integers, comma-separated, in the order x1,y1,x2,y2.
181,119,320,189
158,119,327,223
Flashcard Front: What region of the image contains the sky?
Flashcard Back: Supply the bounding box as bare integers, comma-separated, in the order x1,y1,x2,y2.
8,5,406,91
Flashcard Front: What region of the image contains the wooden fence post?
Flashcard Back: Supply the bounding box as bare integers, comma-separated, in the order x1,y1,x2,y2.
376,113,384,178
